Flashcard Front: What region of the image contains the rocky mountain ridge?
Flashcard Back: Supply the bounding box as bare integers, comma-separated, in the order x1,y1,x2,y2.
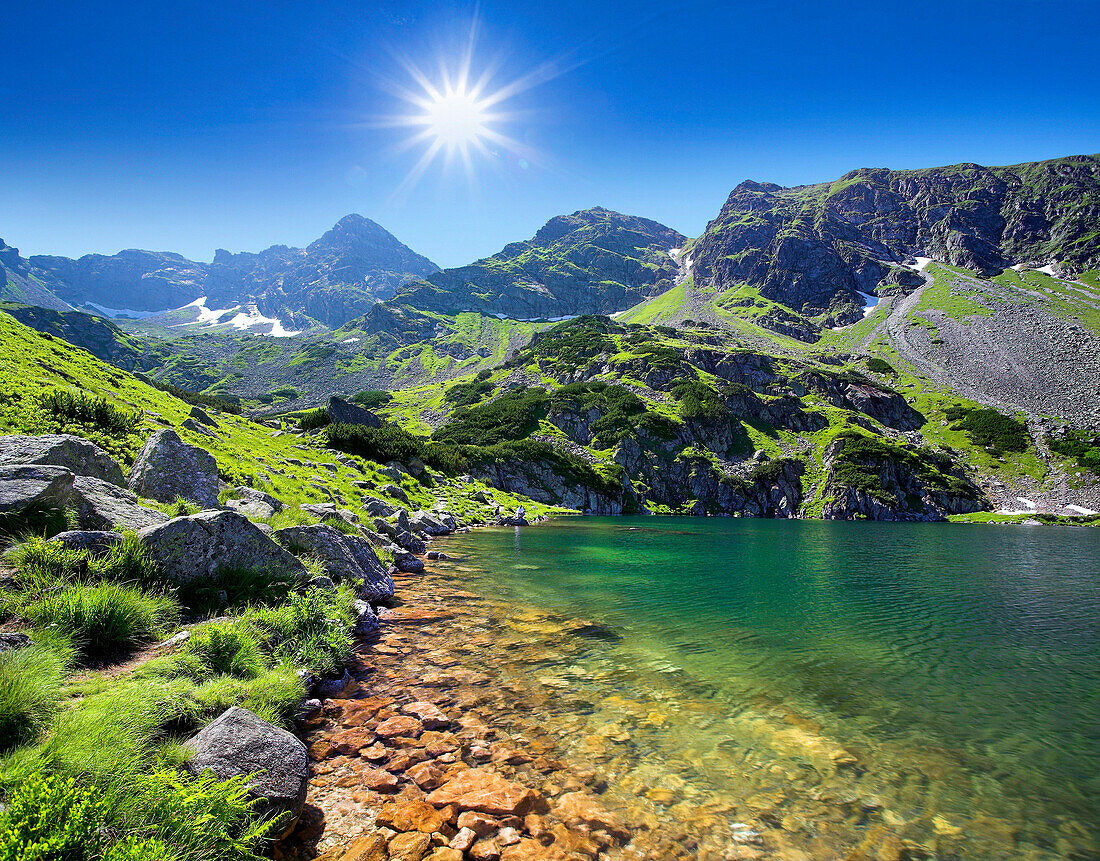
691,154,1100,323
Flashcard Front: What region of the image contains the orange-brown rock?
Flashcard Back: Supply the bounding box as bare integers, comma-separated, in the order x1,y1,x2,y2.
361,768,400,792
362,743,389,762
330,833,388,861
420,731,461,755
402,701,451,729
553,792,630,841
328,727,377,757
499,838,574,861
376,715,424,739
498,827,521,847
376,799,447,834
469,838,502,861
325,696,393,724
425,850,464,861
427,769,539,817
408,761,445,790
389,831,432,861
449,827,478,852
457,811,500,837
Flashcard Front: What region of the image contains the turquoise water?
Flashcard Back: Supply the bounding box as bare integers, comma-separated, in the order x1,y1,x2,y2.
439,518,1100,859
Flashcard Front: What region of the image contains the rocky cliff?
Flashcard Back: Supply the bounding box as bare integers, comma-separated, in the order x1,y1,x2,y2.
691,154,1100,323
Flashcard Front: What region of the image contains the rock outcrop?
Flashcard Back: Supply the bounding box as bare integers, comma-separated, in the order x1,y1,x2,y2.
0,434,125,485
185,706,309,829
138,510,306,584
326,397,382,428
70,475,168,531
128,429,219,507
225,486,283,520
0,465,75,515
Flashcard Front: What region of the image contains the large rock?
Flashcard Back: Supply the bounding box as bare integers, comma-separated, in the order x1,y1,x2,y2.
48,529,124,555
71,475,169,531
409,510,452,536
0,464,75,513
225,486,283,520
326,397,382,428
0,434,125,486
426,768,539,817
273,523,394,602
301,502,359,526
138,510,306,584
184,706,308,828
127,429,219,507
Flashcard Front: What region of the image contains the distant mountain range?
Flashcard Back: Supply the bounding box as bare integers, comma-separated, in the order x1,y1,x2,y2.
2,153,1097,335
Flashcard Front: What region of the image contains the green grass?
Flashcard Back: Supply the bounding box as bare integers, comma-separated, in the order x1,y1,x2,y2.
0,640,73,753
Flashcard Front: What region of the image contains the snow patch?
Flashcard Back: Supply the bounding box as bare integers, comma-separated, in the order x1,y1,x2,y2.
1037,264,1060,277
1066,504,1098,516
1016,497,1037,509
184,296,301,337
856,291,881,317
342,337,360,343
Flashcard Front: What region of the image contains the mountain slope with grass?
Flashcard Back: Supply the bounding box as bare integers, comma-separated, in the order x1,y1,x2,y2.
394,207,686,318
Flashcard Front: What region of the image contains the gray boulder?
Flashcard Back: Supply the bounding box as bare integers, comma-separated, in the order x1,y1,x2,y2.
188,406,216,427
128,429,219,507
185,706,308,830
393,550,425,573
138,510,306,584
410,510,452,536
0,434,125,486
0,632,32,653
326,397,382,428
362,498,397,518
380,483,409,504
395,529,427,554
49,530,124,555
225,487,283,520
300,502,358,526
0,464,75,513
181,418,218,438
273,523,394,602
353,599,379,634
71,476,168,531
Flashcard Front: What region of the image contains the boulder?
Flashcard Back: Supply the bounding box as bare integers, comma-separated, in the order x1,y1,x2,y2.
393,550,425,574
70,475,169,531
128,429,219,507
184,706,308,828
326,397,382,428
138,510,306,584
225,486,283,520
48,529,124,556
0,464,75,514
273,524,394,602
301,502,358,526
380,483,410,504
188,405,216,427
362,498,398,518
0,434,125,486
181,418,218,438
0,632,32,653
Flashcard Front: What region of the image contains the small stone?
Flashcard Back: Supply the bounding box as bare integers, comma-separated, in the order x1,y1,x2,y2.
426,850,464,861
408,761,445,791
469,839,501,861
362,768,400,792
333,833,388,861
457,812,500,837
497,827,521,846
450,827,478,852
427,769,539,817
402,701,450,729
377,799,447,834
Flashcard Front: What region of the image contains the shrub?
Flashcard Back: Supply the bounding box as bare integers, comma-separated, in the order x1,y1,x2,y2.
20,582,179,655
350,390,392,408
433,389,549,447
866,357,896,375
670,378,728,421
249,586,356,677
549,382,676,448
297,408,331,431
1049,429,1100,475
38,389,142,435
0,641,72,752
326,423,468,475
444,372,494,407
944,406,1028,454
134,375,242,415
0,772,113,861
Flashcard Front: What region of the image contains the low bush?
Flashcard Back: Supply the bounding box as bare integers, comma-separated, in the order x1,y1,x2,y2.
165,496,201,518
297,408,331,431
670,378,728,421
326,423,468,475
548,382,677,448
866,357,896,375
1049,429,1100,474
134,375,242,415
38,389,142,436
433,389,549,447
444,371,494,407
350,390,392,408
0,640,72,752
944,406,1028,454
20,582,179,656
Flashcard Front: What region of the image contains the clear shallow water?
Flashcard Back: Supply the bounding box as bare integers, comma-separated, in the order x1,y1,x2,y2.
440,518,1100,860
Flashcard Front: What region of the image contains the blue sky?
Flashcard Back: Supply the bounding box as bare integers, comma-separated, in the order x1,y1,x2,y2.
3,0,1098,268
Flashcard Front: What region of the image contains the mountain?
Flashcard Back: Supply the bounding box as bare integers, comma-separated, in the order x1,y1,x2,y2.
394,207,686,318
21,215,438,330
691,154,1100,324
0,239,72,311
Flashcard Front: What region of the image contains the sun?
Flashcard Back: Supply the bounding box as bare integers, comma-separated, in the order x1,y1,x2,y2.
422,86,491,149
